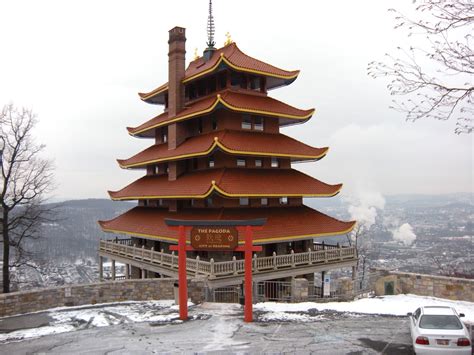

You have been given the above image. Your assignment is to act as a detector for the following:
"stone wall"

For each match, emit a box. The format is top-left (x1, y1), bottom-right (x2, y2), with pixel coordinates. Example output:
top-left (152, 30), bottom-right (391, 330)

top-left (374, 270), bottom-right (474, 302)
top-left (0, 278), bottom-right (206, 318)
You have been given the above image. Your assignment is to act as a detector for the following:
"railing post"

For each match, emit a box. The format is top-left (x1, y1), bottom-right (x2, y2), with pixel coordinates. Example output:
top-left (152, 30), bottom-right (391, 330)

top-left (232, 256), bottom-right (237, 275)
top-left (150, 246), bottom-right (154, 263)
top-left (195, 255), bottom-right (200, 276)
top-left (210, 258), bottom-right (215, 278)
top-left (339, 244), bottom-right (343, 260)
top-left (324, 249), bottom-right (328, 263)
top-left (161, 249), bottom-right (164, 265)
top-left (133, 244), bottom-right (136, 259)
top-left (273, 252), bottom-right (277, 270)
top-left (141, 245), bottom-right (145, 260)
top-left (253, 254), bottom-right (258, 272)
top-left (291, 249), bottom-right (295, 268)
top-left (171, 251), bottom-right (175, 268)
top-left (308, 248), bottom-right (313, 265)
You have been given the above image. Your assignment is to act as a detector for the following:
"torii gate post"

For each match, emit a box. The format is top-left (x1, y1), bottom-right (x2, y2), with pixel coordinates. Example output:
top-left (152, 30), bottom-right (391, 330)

top-left (166, 219), bottom-right (265, 323)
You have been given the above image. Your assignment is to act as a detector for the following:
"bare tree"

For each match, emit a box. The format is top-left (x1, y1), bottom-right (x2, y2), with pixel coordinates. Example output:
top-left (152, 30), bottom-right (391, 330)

top-left (347, 224), bottom-right (370, 289)
top-left (1, 103), bottom-right (55, 293)
top-left (368, 0), bottom-right (473, 134)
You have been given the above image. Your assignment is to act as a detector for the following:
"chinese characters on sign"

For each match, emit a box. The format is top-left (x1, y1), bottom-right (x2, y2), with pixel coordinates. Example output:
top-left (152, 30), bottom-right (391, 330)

top-left (190, 226), bottom-right (238, 250)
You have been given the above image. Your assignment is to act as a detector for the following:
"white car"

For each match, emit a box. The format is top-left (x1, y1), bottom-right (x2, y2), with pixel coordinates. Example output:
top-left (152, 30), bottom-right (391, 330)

top-left (408, 306), bottom-right (472, 354)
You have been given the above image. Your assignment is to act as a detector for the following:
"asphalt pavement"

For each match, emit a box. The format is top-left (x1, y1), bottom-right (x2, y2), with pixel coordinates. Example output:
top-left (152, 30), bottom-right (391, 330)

top-left (0, 303), bottom-right (414, 354)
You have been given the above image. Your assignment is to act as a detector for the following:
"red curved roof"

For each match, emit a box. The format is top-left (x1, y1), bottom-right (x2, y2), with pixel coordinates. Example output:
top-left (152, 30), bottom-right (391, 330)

top-left (99, 206), bottom-right (355, 244)
top-left (118, 130), bottom-right (328, 168)
top-left (108, 168), bottom-right (342, 200)
top-left (128, 90), bottom-right (314, 137)
top-left (139, 43), bottom-right (300, 103)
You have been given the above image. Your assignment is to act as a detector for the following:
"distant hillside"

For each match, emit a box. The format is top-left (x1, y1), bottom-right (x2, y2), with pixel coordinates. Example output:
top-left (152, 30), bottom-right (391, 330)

top-left (30, 194), bottom-right (472, 263)
top-left (33, 199), bottom-right (133, 262)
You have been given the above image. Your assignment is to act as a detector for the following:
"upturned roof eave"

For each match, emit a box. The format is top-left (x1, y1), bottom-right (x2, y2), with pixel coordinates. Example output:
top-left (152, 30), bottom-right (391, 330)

top-left (128, 91), bottom-right (315, 137)
top-left (138, 42), bottom-right (300, 104)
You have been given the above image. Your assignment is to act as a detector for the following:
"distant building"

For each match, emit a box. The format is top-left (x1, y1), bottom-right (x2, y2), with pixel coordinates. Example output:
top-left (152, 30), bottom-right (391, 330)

top-left (98, 6), bottom-right (356, 292)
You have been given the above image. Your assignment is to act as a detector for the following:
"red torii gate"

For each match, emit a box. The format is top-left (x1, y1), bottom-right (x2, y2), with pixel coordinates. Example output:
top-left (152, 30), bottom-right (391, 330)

top-left (165, 218), bottom-right (266, 323)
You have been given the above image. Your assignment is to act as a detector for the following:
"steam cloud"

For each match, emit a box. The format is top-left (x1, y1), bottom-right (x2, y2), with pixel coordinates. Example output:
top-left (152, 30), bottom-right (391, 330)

top-left (392, 223), bottom-right (417, 246)
top-left (346, 190), bottom-right (386, 230)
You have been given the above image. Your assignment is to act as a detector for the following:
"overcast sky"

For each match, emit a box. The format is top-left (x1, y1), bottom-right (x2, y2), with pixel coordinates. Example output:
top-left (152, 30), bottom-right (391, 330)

top-left (1, 0), bottom-right (472, 200)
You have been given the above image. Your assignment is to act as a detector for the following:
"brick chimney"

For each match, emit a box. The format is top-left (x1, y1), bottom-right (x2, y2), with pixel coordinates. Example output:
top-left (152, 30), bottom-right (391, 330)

top-left (168, 26), bottom-right (186, 118)
top-left (167, 27), bottom-right (186, 184)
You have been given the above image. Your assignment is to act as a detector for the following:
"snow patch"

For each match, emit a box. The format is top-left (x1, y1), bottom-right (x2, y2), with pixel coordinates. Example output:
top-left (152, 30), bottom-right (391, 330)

top-left (255, 294), bottom-right (474, 324)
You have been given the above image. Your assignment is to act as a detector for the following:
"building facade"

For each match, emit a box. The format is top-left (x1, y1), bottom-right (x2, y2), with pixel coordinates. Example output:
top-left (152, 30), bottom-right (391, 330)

top-left (98, 26), bottom-right (357, 290)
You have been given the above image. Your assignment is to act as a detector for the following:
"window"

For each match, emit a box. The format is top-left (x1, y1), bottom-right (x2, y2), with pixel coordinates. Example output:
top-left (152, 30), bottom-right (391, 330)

top-left (237, 158), bottom-right (246, 167)
top-left (240, 74), bottom-right (248, 89)
top-left (161, 128), bottom-right (168, 143)
top-left (261, 198), bottom-right (268, 206)
top-left (211, 114), bottom-right (217, 130)
top-left (279, 197), bottom-right (288, 205)
top-left (192, 158), bottom-right (198, 170)
top-left (271, 157), bottom-right (279, 168)
top-left (207, 75), bottom-right (216, 93)
top-left (188, 84), bottom-right (196, 100)
top-left (218, 71), bottom-right (227, 89)
top-left (206, 197), bottom-right (213, 207)
top-left (250, 75), bottom-right (260, 90)
top-left (143, 199), bottom-right (148, 207)
top-left (419, 315), bottom-right (463, 330)
top-left (255, 159), bottom-right (262, 167)
top-left (254, 117), bottom-right (264, 131)
top-left (231, 71), bottom-right (240, 87)
top-left (158, 199), bottom-right (163, 206)
top-left (241, 115), bottom-right (252, 130)
top-left (155, 165), bottom-right (159, 174)
top-left (197, 80), bottom-right (206, 96)
top-left (208, 156), bottom-right (215, 168)
top-left (239, 197), bottom-right (249, 206)
top-left (198, 118), bottom-right (203, 134)
top-left (190, 199), bottom-right (194, 207)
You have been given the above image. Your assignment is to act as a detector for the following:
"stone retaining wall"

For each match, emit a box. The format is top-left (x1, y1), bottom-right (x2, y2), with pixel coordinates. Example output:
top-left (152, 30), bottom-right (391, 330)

top-left (374, 270), bottom-right (474, 302)
top-left (0, 278), bottom-right (205, 318)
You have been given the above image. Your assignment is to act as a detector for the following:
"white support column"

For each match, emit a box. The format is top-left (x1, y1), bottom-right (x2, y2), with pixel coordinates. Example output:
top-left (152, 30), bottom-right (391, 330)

top-left (125, 264), bottom-right (130, 279)
top-left (111, 259), bottom-right (116, 281)
top-left (99, 256), bottom-right (104, 281)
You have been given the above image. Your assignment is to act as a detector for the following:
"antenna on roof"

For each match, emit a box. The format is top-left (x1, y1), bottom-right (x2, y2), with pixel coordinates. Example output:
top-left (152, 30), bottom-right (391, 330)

top-left (206, 0), bottom-right (215, 49)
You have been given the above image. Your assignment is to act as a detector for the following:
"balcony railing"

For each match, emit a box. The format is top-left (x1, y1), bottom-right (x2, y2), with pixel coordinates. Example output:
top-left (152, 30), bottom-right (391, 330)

top-left (99, 239), bottom-right (357, 279)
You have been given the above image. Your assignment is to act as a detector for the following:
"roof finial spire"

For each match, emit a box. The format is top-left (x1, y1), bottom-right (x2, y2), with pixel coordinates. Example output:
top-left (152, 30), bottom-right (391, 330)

top-left (206, 0), bottom-right (215, 48)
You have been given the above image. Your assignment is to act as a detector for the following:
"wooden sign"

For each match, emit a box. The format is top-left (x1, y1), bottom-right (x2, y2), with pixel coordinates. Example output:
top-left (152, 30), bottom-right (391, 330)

top-left (190, 226), bottom-right (238, 251)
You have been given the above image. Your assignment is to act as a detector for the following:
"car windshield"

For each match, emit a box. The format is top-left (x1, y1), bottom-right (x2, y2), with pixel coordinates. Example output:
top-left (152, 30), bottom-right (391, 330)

top-left (419, 315), bottom-right (463, 330)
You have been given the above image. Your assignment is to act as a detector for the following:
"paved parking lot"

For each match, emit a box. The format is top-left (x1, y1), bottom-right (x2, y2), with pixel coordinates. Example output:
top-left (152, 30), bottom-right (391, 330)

top-left (0, 303), bottom-right (415, 354)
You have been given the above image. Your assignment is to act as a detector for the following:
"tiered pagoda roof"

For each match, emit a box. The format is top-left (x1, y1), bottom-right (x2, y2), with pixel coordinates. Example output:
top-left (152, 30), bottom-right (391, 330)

top-left (108, 168), bottom-right (342, 200)
top-left (99, 27), bottom-right (355, 244)
top-left (99, 206), bottom-right (354, 244)
top-left (139, 43), bottom-right (299, 104)
top-left (128, 90), bottom-right (314, 137)
top-left (118, 130), bottom-right (328, 168)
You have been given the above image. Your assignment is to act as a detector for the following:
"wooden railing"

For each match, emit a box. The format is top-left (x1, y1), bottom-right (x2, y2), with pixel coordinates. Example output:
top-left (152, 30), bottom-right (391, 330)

top-left (99, 240), bottom-right (357, 279)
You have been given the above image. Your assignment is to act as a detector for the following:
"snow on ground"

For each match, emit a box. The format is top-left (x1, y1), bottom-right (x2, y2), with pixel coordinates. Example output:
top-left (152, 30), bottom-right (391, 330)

top-left (0, 300), bottom-right (182, 343)
top-left (1, 294), bottom-right (473, 344)
top-left (255, 294), bottom-right (474, 324)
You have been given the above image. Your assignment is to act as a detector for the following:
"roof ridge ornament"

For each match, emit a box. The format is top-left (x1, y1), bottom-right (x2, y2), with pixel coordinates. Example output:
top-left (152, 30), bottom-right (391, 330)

top-left (203, 0), bottom-right (216, 61)
top-left (224, 32), bottom-right (233, 46)
top-left (206, 0), bottom-right (215, 49)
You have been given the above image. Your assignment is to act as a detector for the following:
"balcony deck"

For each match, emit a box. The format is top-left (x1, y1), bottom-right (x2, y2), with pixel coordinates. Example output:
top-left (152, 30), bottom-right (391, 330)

top-left (99, 239), bottom-right (358, 286)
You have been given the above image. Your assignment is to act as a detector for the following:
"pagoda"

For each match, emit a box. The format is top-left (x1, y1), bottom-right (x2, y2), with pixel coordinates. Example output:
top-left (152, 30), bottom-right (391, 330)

top-left (98, 7), bottom-right (356, 289)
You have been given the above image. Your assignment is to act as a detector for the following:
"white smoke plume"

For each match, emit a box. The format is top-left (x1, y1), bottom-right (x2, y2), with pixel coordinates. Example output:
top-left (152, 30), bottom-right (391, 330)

top-left (346, 190), bottom-right (386, 230)
top-left (392, 223), bottom-right (417, 246)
